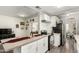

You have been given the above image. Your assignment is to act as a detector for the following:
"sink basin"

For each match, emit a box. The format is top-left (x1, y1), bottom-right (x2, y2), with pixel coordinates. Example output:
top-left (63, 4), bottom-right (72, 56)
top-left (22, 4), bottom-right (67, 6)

top-left (4, 37), bottom-right (30, 43)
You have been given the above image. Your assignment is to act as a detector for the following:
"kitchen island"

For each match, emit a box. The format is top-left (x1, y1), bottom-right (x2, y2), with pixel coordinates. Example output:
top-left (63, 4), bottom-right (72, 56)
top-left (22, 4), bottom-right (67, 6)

top-left (0, 35), bottom-right (48, 53)
top-left (74, 35), bottom-right (79, 52)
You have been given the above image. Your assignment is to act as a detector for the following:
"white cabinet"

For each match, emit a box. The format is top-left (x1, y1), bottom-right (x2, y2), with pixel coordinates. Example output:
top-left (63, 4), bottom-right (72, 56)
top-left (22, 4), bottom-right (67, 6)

top-left (21, 41), bottom-right (37, 53)
top-left (51, 16), bottom-right (57, 27)
top-left (37, 38), bottom-right (44, 53)
top-left (37, 36), bottom-right (48, 53)
top-left (13, 47), bottom-right (21, 53)
top-left (43, 36), bottom-right (48, 52)
top-left (77, 44), bottom-right (79, 52)
top-left (43, 14), bottom-right (50, 21)
top-left (21, 36), bottom-right (48, 53)
top-left (51, 16), bottom-right (61, 27)
top-left (53, 33), bottom-right (60, 47)
top-left (39, 13), bottom-right (51, 32)
top-left (40, 13), bottom-right (50, 22)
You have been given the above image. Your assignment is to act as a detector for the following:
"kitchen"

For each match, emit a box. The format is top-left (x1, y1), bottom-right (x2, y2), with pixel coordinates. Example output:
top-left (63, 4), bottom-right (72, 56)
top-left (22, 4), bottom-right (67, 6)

top-left (0, 6), bottom-right (79, 53)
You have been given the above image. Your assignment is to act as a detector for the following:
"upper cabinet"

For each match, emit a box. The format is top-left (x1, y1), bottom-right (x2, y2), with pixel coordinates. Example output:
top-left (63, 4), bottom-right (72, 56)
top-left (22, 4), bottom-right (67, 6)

top-left (40, 13), bottom-right (50, 23)
top-left (50, 16), bottom-right (61, 27)
top-left (43, 14), bottom-right (50, 21)
top-left (50, 16), bottom-right (57, 27)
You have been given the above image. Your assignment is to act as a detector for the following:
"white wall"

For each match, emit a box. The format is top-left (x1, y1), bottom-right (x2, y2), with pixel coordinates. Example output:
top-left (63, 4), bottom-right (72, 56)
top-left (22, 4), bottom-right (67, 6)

top-left (59, 12), bottom-right (79, 43)
top-left (0, 15), bottom-right (30, 37)
top-left (60, 12), bottom-right (79, 34)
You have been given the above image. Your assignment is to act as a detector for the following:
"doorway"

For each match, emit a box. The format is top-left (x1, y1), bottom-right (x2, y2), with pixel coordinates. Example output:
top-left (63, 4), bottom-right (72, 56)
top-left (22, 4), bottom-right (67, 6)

top-left (65, 17), bottom-right (77, 52)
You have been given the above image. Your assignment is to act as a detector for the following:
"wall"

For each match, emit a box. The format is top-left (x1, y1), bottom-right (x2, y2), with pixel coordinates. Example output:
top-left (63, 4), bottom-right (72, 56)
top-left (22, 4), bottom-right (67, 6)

top-left (26, 15), bottom-right (39, 35)
top-left (60, 12), bottom-right (79, 35)
top-left (0, 15), bottom-right (30, 37)
top-left (59, 12), bottom-right (79, 44)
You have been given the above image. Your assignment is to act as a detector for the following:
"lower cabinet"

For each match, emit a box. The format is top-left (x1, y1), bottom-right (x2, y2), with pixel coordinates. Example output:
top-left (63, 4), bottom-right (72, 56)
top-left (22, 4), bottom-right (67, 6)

top-left (77, 44), bottom-right (79, 52)
top-left (37, 38), bottom-right (45, 53)
top-left (21, 36), bottom-right (48, 53)
top-left (21, 41), bottom-right (37, 53)
top-left (13, 47), bottom-right (21, 53)
top-left (44, 36), bottom-right (48, 52)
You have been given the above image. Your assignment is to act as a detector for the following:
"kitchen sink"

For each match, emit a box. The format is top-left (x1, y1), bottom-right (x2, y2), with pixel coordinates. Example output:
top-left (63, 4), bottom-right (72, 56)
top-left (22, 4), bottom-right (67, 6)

top-left (4, 37), bottom-right (30, 43)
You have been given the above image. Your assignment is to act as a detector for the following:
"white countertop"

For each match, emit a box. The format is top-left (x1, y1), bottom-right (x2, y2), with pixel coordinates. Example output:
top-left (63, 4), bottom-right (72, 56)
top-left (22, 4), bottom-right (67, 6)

top-left (1, 35), bottom-right (48, 52)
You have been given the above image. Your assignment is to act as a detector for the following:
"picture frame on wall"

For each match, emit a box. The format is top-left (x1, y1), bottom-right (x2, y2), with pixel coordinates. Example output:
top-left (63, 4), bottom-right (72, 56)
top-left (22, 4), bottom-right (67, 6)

top-left (16, 24), bottom-right (19, 28)
top-left (20, 22), bottom-right (25, 25)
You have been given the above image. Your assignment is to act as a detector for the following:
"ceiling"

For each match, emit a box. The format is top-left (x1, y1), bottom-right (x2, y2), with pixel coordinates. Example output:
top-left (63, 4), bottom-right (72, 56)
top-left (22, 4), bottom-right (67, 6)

top-left (0, 6), bottom-right (79, 18)
top-left (0, 6), bottom-right (38, 18)
top-left (29, 6), bottom-right (79, 16)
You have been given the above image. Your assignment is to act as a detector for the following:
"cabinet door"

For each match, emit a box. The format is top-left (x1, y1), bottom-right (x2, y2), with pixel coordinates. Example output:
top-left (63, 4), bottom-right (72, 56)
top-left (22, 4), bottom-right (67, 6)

top-left (43, 37), bottom-right (48, 52)
top-left (37, 38), bottom-right (44, 53)
top-left (44, 14), bottom-right (50, 21)
top-left (21, 41), bottom-right (37, 53)
top-left (51, 16), bottom-right (56, 27)
top-left (13, 47), bottom-right (21, 53)
top-left (77, 44), bottom-right (79, 52)
top-left (37, 37), bottom-right (48, 53)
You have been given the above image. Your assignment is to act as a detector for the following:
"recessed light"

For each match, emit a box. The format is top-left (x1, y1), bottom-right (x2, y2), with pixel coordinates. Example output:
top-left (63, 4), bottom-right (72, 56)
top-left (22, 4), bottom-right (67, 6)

top-left (66, 13), bottom-right (74, 16)
top-left (18, 14), bottom-right (27, 17)
top-left (35, 6), bottom-right (41, 9)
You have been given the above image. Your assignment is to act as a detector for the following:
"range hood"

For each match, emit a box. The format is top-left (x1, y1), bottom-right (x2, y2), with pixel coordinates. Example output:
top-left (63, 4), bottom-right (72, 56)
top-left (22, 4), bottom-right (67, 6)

top-left (41, 20), bottom-right (51, 23)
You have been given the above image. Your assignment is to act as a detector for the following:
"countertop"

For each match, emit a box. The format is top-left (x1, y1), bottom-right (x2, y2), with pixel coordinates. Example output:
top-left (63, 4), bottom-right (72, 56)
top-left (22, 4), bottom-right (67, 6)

top-left (0, 35), bottom-right (48, 52)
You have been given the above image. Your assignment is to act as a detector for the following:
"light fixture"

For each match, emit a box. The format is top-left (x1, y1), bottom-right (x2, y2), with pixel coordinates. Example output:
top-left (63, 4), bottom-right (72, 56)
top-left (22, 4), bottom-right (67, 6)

top-left (35, 6), bottom-right (41, 9)
top-left (66, 13), bottom-right (74, 16)
top-left (66, 13), bottom-right (70, 16)
top-left (18, 14), bottom-right (27, 17)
